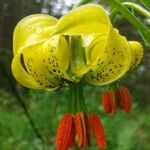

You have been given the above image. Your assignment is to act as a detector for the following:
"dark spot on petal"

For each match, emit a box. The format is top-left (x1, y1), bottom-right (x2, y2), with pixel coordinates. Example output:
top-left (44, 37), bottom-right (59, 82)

top-left (20, 53), bottom-right (28, 73)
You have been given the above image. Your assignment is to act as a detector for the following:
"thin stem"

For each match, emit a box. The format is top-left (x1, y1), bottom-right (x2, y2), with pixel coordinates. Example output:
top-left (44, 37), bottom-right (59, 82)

top-left (68, 82), bottom-right (87, 113)
top-left (102, 0), bottom-right (150, 46)
top-left (123, 2), bottom-right (150, 19)
top-left (110, 8), bottom-right (118, 22)
top-left (103, 0), bottom-right (148, 31)
top-left (69, 82), bottom-right (76, 113)
top-left (111, 2), bottom-right (150, 19)
top-left (74, 84), bottom-right (77, 112)
top-left (79, 82), bottom-right (87, 112)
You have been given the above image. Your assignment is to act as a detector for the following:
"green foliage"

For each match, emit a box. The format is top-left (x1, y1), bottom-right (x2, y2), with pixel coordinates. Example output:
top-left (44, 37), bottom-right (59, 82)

top-left (140, 0), bottom-right (150, 10)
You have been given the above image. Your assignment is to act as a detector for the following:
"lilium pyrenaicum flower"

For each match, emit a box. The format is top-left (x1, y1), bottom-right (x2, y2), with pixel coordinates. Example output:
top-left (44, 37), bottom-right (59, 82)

top-left (11, 4), bottom-right (144, 150)
top-left (12, 4), bottom-right (143, 89)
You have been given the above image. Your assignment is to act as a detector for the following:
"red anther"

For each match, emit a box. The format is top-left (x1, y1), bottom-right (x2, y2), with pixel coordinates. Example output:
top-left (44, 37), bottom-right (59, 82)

top-left (90, 114), bottom-right (107, 149)
top-left (74, 113), bottom-right (83, 147)
top-left (110, 91), bottom-right (116, 114)
top-left (81, 112), bottom-right (91, 147)
top-left (74, 112), bottom-right (91, 148)
top-left (102, 91), bottom-right (111, 113)
top-left (119, 86), bottom-right (132, 112)
top-left (84, 112), bottom-right (91, 146)
top-left (56, 113), bottom-right (75, 150)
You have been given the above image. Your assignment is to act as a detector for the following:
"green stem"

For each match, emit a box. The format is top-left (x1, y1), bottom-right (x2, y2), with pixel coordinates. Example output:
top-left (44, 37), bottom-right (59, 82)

top-left (110, 2), bottom-right (150, 20)
top-left (69, 82), bottom-right (75, 113)
top-left (103, 0), bottom-right (148, 31)
top-left (79, 82), bottom-right (87, 112)
top-left (68, 82), bottom-right (87, 113)
top-left (102, 0), bottom-right (150, 46)
top-left (123, 2), bottom-right (150, 19)
top-left (110, 9), bottom-right (118, 22)
top-left (76, 83), bottom-right (82, 112)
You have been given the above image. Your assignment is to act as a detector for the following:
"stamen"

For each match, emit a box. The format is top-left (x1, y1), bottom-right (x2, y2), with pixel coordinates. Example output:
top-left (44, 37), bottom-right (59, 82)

top-left (90, 114), bottom-right (107, 149)
top-left (56, 113), bottom-right (75, 150)
top-left (102, 91), bottom-right (111, 113)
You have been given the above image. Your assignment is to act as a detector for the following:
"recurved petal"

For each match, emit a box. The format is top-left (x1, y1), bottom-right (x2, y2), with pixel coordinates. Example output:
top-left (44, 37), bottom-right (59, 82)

top-left (41, 35), bottom-right (70, 80)
top-left (14, 41), bottom-right (64, 90)
top-left (52, 4), bottom-right (111, 36)
top-left (129, 41), bottom-right (144, 69)
top-left (11, 53), bottom-right (43, 89)
top-left (13, 14), bottom-right (58, 55)
top-left (84, 28), bottom-right (132, 86)
top-left (85, 32), bottom-right (109, 67)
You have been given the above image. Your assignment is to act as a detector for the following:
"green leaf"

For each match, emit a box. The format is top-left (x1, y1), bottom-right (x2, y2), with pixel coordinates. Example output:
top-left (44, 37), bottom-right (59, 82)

top-left (139, 28), bottom-right (150, 47)
top-left (102, 0), bottom-right (150, 47)
top-left (140, 0), bottom-right (150, 10)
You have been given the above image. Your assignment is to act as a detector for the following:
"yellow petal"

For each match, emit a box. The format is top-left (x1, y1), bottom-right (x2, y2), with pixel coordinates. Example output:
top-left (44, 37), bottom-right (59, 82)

top-left (52, 4), bottom-right (111, 36)
top-left (85, 33), bottom-right (108, 66)
top-left (19, 41), bottom-right (65, 89)
top-left (84, 28), bottom-right (132, 86)
top-left (129, 41), bottom-right (144, 69)
top-left (11, 53), bottom-right (43, 89)
top-left (14, 34), bottom-right (71, 89)
top-left (50, 4), bottom-right (111, 81)
top-left (13, 14), bottom-right (57, 55)
top-left (41, 35), bottom-right (71, 80)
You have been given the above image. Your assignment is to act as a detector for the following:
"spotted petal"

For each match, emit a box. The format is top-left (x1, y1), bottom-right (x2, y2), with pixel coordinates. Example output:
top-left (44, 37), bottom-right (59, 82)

top-left (11, 53), bottom-right (43, 89)
top-left (51, 4), bottom-right (111, 80)
top-left (12, 35), bottom-right (70, 90)
top-left (84, 28), bottom-right (132, 86)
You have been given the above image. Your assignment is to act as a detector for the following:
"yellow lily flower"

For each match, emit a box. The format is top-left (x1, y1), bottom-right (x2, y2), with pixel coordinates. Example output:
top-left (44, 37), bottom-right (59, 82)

top-left (12, 4), bottom-right (143, 90)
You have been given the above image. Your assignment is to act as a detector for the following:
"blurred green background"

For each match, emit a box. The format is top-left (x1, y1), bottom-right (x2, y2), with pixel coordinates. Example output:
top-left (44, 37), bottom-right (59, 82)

top-left (0, 0), bottom-right (150, 149)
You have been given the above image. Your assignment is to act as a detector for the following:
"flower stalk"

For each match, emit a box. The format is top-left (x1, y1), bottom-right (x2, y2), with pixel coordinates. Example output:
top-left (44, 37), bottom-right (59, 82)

top-left (122, 2), bottom-right (150, 19)
top-left (102, 0), bottom-right (150, 46)
top-left (68, 82), bottom-right (86, 113)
